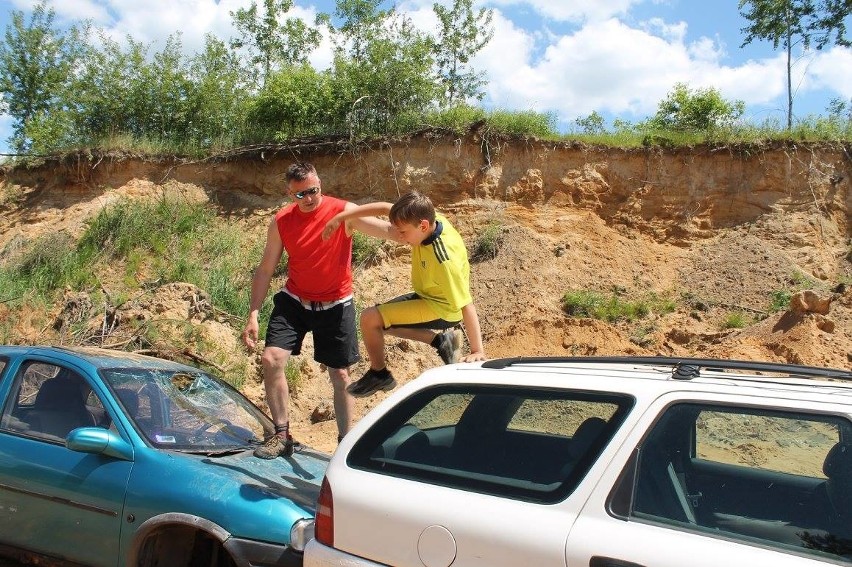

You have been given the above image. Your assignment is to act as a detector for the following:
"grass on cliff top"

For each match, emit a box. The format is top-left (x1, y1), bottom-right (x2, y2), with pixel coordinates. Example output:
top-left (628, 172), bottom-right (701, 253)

top-left (15, 106), bottom-right (851, 163)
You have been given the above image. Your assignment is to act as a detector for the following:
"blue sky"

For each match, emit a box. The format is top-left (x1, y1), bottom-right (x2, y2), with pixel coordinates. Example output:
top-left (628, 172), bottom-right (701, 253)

top-left (0, 0), bottom-right (850, 152)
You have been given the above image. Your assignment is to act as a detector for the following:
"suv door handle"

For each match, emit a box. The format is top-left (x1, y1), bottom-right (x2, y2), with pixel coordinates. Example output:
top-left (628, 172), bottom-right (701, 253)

top-left (590, 557), bottom-right (646, 567)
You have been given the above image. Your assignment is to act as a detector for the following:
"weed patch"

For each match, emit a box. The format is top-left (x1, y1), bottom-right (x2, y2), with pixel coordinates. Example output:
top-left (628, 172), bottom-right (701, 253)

top-left (470, 221), bottom-right (504, 262)
top-left (562, 289), bottom-right (675, 323)
top-left (722, 311), bottom-right (748, 329)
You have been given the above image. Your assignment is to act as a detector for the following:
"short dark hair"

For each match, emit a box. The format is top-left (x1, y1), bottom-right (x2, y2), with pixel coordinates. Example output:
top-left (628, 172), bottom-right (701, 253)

top-left (389, 191), bottom-right (435, 225)
top-left (285, 162), bottom-right (317, 183)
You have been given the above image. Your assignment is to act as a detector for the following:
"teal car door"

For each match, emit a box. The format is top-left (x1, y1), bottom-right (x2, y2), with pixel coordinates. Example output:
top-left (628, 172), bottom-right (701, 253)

top-left (0, 358), bottom-right (134, 567)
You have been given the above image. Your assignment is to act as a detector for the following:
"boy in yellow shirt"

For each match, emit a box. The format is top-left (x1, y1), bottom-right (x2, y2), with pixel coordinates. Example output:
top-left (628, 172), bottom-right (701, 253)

top-left (322, 190), bottom-right (486, 397)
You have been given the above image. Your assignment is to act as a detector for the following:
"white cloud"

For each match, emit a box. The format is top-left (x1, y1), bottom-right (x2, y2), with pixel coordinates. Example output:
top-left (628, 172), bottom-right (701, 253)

top-left (806, 47), bottom-right (852, 98)
top-left (27, 0), bottom-right (324, 56)
top-left (474, 14), bottom-right (794, 128)
top-left (94, 0), bottom-right (247, 52)
top-left (640, 17), bottom-right (686, 43)
top-left (4, 0), bottom-right (110, 26)
top-left (51, 0), bottom-right (111, 23)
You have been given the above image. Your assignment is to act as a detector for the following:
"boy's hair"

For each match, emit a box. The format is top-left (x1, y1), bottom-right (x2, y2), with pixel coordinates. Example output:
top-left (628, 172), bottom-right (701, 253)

top-left (285, 162), bottom-right (317, 183)
top-left (389, 191), bottom-right (436, 226)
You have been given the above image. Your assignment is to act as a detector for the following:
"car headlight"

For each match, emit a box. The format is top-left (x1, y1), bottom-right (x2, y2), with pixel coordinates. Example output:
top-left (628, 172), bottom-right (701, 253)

top-left (290, 518), bottom-right (315, 551)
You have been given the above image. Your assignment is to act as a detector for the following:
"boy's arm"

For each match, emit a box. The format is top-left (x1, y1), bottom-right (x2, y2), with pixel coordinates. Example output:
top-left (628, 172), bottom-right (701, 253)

top-left (460, 302), bottom-right (486, 362)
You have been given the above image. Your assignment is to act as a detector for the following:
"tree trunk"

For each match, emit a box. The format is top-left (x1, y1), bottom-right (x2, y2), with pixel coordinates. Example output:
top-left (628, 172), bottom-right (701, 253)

top-left (786, 28), bottom-right (793, 130)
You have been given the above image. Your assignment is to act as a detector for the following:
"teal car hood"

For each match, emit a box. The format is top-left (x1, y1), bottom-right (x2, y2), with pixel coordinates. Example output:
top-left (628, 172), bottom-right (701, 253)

top-left (126, 445), bottom-right (330, 543)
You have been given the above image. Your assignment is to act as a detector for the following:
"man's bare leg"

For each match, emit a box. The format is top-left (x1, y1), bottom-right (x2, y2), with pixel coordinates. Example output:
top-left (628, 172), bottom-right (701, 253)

top-left (327, 366), bottom-right (354, 440)
top-left (254, 345), bottom-right (295, 458)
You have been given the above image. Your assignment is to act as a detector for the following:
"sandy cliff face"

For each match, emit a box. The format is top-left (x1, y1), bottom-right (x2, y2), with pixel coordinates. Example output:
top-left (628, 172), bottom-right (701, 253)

top-left (1, 133), bottom-right (850, 452)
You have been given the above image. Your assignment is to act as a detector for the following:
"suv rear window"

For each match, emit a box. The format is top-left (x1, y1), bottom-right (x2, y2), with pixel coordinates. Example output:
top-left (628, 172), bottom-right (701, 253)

top-left (348, 385), bottom-right (634, 503)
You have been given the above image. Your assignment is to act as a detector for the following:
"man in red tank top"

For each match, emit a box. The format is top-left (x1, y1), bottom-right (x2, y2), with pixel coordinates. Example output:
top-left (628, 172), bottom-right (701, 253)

top-left (242, 162), bottom-right (393, 458)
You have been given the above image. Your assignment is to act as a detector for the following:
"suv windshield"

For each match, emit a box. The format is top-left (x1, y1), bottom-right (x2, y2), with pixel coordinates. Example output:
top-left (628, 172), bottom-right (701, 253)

top-left (102, 368), bottom-right (270, 452)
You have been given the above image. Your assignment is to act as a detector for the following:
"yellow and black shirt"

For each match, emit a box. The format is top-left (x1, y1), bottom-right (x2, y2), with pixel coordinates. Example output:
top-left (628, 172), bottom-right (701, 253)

top-left (410, 214), bottom-right (472, 321)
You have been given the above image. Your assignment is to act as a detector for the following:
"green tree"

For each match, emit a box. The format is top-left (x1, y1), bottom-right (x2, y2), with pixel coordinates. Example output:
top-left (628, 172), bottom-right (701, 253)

top-left (74, 33), bottom-right (148, 142)
top-left (78, 32), bottom-right (248, 149)
top-left (326, 0), bottom-right (392, 59)
top-left (323, 0), bottom-right (438, 137)
top-left (187, 35), bottom-right (250, 147)
top-left (649, 82), bottom-right (745, 132)
top-left (0, 0), bottom-right (88, 152)
top-left (245, 65), bottom-right (332, 140)
top-left (329, 23), bottom-right (437, 137)
top-left (146, 34), bottom-right (194, 141)
top-left (575, 111), bottom-right (606, 135)
top-left (432, 0), bottom-right (494, 106)
top-left (75, 34), bottom-right (194, 145)
top-left (230, 0), bottom-right (321, 89)
top-left (813, 0), bottom-right (851, 47)
top-left (739, 0), bottom-right (850, 129)
top-left (827, 96), bottom-right (852, 121)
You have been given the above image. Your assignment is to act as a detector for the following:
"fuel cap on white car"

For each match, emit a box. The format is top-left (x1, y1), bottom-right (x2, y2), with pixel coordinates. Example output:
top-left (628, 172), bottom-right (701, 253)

top-left (418, 524), bottom-right (457, 567)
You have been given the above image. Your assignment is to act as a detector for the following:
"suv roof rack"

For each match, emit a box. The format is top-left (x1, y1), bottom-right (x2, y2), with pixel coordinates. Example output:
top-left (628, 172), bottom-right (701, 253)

top-left (480, 356), bottom-right (852, 381)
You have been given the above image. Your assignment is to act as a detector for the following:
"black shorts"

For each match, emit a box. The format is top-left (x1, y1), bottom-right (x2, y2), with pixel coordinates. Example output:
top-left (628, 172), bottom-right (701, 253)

top-left (264, 291), bottom-right (361, 369)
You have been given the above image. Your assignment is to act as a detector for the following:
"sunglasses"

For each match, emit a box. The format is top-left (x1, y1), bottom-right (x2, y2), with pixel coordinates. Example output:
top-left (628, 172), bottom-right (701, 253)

top-left (294, 187), bottom-right (320, 199)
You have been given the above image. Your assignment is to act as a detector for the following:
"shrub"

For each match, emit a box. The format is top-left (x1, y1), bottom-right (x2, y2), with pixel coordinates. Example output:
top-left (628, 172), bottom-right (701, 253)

top-left (285, 359), bottom-right (302, 393)
top-left (470, 221), bottom-right (504, 262)
top-left (79, 197), bottom-right (213, 258)
top-left (790, 270), bottom-right (815, 288)
top-left (419, 105), bottom-right (487, 133)
top-left (485, 109), bottom-right (558, 138)
top-left (648, 82), bottom-right (745, 132)
top-left (769, 289), bottom-right (791, 313)
top-left (352, 232), bottom-right (384, 269)
top-left (562, 290), bottom-right (675, 323)
top-left (2, 232), bottom-right (93, 295)
top-left (722, 311), bottom-right (748, 329)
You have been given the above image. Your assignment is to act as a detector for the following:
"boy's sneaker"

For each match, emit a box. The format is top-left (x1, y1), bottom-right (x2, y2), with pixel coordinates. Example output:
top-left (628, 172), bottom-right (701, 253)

top-left (254, 434), bottom-right (295, 459)
top-left (347, 368), bottom-right (397, 398)
top-left (436, 328), bottom-right (463, 364)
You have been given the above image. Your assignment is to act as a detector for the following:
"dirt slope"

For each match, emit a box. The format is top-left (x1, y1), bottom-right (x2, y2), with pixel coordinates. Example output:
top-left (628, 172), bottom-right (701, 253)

top-left (1, 134), bottom-right (851, 452)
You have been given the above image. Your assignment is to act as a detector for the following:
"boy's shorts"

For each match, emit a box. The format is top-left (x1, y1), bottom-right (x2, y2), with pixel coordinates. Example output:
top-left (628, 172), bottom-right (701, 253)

top-left (264, 291), bottom-right (360, 369)
top-left (376, 292), bottom-right (461, 330)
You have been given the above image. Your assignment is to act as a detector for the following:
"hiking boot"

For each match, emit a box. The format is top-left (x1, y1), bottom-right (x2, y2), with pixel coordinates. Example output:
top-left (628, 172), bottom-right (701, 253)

top-left (436, 328), bottom-right (463, 364)
top-left (254, 434), bottom-right (295, 459)
top-left (347, 368), bottom-right (397, 398)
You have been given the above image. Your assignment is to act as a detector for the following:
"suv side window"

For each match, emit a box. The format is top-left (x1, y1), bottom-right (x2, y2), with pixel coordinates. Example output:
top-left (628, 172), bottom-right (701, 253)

top-left (348, 385), bottom-right (633, 503)
top-left (0, 361), bottom-right (105, 441)
top-left (623, 403), bottom-right (852, 562)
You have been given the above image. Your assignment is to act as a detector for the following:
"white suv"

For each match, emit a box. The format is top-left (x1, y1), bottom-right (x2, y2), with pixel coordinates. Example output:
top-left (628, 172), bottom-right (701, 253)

top-left (306, 356), bottom-right (852, 567)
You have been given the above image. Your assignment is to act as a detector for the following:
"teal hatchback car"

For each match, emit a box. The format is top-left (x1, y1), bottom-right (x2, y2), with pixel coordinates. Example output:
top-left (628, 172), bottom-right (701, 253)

top-left (0, 345), bottom-right (328, 567)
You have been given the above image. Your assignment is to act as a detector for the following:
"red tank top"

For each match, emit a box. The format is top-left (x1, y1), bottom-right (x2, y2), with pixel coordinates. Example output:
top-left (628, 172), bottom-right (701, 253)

top-left (275, 196), bottom-right (353, 301)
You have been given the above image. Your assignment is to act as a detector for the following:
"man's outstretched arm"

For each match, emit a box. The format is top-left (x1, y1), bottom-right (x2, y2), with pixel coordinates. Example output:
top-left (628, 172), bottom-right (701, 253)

top-left (323, 201), bottom-right (403, 243)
